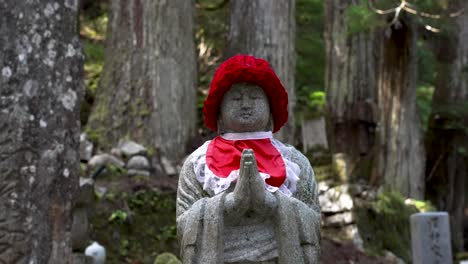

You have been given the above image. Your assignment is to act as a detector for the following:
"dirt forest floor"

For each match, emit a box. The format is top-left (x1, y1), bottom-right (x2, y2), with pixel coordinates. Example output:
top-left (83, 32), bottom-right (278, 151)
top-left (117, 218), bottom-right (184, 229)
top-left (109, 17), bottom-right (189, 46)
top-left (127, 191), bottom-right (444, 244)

top-left (88, 174), bottom-right (395, 263)
top-left (320, 238), bottom-right (391, 264)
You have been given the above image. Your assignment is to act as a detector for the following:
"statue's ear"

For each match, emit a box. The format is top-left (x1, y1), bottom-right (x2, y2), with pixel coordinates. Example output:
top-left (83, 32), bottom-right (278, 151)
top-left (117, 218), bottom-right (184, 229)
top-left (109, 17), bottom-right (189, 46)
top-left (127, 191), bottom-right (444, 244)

top-left (217, 117), bottom-right (225, 134)
top-left (267, 114), bottom-right (274, 131)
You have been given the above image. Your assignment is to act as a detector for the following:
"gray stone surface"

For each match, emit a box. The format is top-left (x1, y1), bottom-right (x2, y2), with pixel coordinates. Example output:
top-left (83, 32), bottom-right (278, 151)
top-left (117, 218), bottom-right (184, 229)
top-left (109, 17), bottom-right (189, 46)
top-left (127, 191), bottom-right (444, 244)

top-left (72, 208), bottom-right (89, 251)
top-left (118, 140), bottom-right (147, 157)
top-left (110, 147), bottom-right (123, 158)
top-left (95, 186), bottom-right (108, 199)
top-left (84, 242), bottom-right (106, 264)
top-left (176, 85), bottom-right (321, 263)
top-left (127, 155), bottom-right (150, 170)
top-left (72, 253), bottom-right (93, 264)
top-left (161, 156), bottom-right (177, 176)
top-left (80, 133), bottom-right (94, 161)
top-left (128, 169), bottom-right (151, 177)
top-left (410, 212), bottom-right (453, 264)
top-left (76, 177), bottom-right (95, 207)
top-left (319, 184), bottom-right (354, 213)
top-left (322, 211), bottom-right (354, 227)
top-left (0, 1), bottom-right (83, 261)
top-left (88, 153), bottom-right (125, 168)
top-left (301, 117), bottom-right (328, 152)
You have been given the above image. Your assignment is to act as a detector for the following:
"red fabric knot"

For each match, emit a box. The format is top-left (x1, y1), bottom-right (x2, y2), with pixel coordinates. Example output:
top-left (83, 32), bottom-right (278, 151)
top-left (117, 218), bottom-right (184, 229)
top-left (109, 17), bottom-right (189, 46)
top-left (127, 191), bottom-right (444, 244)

top-left (206, 136), bottom-right (286, 188)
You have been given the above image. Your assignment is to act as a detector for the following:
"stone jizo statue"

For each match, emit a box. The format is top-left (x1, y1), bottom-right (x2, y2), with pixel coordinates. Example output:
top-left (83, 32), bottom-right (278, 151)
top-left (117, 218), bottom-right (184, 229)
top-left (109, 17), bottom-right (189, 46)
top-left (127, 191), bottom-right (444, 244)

top-left (177, 55), bottom-right (321, 264)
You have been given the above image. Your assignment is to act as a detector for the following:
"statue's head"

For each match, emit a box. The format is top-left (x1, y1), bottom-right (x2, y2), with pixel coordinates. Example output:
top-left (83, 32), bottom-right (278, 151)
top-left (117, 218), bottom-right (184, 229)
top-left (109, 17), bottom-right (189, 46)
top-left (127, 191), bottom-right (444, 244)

top-left (203, 55), bottom-right (288, 134)
top-left (218, 83), bottom-right (271, 133)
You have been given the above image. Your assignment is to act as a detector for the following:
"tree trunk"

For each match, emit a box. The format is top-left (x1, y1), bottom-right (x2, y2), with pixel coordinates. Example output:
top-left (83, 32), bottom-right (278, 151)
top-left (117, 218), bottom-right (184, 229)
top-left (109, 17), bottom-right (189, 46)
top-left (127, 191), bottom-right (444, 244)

top-left (0, 1), bottom-right (83, 263)
top-left (425, 1), bottom-right (468, 251)
top-left (227, 0), bottom-right (296, 144)
top-left (324, 0), bottom-right (378, 182)
top-left (375, 16), bottom-right (425, 199)
top-left (88, 0), bottom-right (197, 162)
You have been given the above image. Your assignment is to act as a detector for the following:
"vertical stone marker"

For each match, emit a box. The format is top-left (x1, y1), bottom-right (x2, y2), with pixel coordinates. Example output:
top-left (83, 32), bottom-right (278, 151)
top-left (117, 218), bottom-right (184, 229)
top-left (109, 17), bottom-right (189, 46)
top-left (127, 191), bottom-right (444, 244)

top-left (410, 212), bottom-right (453, 264)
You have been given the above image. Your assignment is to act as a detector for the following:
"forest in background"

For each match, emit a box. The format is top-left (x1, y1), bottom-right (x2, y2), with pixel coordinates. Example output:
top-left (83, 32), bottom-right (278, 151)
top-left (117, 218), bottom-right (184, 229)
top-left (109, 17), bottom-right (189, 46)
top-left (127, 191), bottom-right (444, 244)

top-left (0, 0), bottom-right (467, 263)
top-left (77, 0), bottom-right (467, 262)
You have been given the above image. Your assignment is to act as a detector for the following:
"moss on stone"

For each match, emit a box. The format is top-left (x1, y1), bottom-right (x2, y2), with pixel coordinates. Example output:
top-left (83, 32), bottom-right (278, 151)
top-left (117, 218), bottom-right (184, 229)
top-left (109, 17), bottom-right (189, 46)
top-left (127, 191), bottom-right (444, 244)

top-left (355, 190), bottom-right (421, 262)
top-left (89, 188), bottom-right (179, 263)
top-left (154, 252), bottom-right (181, 264)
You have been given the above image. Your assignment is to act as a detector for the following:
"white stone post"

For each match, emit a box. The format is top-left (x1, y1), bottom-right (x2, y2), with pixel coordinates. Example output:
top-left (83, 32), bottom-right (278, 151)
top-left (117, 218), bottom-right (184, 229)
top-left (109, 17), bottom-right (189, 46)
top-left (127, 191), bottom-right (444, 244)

top-left (410, 212), bottom-right (453, 264)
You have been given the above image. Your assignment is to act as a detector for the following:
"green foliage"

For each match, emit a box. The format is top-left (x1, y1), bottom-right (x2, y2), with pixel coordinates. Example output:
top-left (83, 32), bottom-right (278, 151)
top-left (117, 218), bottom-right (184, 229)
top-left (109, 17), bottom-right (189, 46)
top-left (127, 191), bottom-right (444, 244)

top-left (80, 13), bottom-right (108, 41)
top-left (307, 91), bottom-right (326, 114)
top-left (195, 0), bottom-right (230, 131)
top-left (417, 40), bottom-right (437, 86)
top-left (156, 225), bottom-right (177, 242)
top-left (405, 198), bottom-right (436, 212)
top-left (296, 0), bottom-right (325, 114)
top-left (456, 252), bottom-right (468, 261)
top-left (416, 85), bottom-right (434, 131)
top-left (345, 3), bottom-right (382, 35)
top-left (431, 102), bottom-right (468, 129)
top-left (109, 210), bottom-right (128, 224)
top-left (411, 0), bottom-right (449, 13)
top-left (89, 189), bottom-right (179, 263)
top-left (80, 5), bottom-right (107, 126)
top-left (154, 252), bottom-right (182, 264)
top-left (355, 191), bottom-right (430, 262)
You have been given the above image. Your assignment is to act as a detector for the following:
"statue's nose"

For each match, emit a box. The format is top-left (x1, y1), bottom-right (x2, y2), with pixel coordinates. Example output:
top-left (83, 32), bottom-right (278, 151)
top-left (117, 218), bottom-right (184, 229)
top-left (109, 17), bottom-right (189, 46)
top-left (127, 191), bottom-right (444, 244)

top-left (240, 97), bottom-right (253, 109)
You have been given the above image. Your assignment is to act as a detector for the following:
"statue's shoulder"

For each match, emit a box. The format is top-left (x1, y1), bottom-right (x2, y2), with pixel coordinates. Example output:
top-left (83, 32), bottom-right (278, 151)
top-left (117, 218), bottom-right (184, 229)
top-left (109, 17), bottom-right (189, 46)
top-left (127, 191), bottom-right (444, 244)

top-left (181, 140), bottom-right (211, 170)
top-left (289, 147), bottom-right (312, 169)
top-left (272, 139), bottom-right (312, 170)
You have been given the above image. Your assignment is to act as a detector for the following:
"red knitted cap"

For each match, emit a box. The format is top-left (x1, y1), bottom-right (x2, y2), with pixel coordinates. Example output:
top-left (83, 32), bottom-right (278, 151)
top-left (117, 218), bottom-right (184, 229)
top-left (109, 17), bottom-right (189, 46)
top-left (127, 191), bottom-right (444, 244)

top-left (203, 55), bottom-right (289, 133)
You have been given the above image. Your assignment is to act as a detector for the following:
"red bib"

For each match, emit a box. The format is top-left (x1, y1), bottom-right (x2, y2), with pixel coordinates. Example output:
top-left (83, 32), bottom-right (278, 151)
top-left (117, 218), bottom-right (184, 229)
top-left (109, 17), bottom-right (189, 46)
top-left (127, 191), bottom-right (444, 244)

top-left (206, 136), bottom-right (286, 187)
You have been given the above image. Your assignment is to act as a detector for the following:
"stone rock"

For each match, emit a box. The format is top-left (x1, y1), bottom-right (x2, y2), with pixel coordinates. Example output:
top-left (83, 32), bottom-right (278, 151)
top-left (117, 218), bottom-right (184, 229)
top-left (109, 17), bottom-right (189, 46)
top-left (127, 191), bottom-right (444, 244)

top-left (88, 153), bottom-right (125, 168)
top-left (154, 252), bottom-right (182, 264)
top-left (318, 180), bottom-right (332, 193)
top-left (72, 253), bottom-right (93, 264)
top-left (322, 211), bottom-right (354, 227)
top-left (301, 116), bottom-right (328, 152)
top-left (383, 250), bottom-right (406, 264)
top-left (319, 184), bottom-right (354, 213)
top-left (128, 169), bottom-right (150, 177)
top-left (110, 147), bottom-right (123, 158)
top-left (344, 224), bottom-right (364, 250)
top-left (76, 177), bottom-right (95, 207)
top-left (79, 133), bottom-right (94, 161)
top-left (72, 208), bottom-right (89, 251)
top-left (95, 186), bottom-right (108, 199)
top-left (127, 155), bottom-right (150, 170)
top-left (118, 140), bottom-right (147, 157)
top-left (410, 212), bottom-right (453, 264)
top-left (161, 156), bottom-right (176, 175)
top-left (85, 242), bottom-right (106, 264)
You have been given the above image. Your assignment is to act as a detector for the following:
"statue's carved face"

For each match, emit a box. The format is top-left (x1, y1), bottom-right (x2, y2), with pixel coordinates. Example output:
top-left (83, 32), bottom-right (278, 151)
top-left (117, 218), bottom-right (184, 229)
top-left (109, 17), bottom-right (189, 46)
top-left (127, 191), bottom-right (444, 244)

top-left (219, 83), bottom-right (271, 133)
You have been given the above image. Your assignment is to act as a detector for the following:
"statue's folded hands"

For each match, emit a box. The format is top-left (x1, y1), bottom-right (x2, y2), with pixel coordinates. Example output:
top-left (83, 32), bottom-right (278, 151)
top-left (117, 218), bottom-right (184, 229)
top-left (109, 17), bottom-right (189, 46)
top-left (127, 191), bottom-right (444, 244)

top-left (224, 149), bottom-right (278, 221)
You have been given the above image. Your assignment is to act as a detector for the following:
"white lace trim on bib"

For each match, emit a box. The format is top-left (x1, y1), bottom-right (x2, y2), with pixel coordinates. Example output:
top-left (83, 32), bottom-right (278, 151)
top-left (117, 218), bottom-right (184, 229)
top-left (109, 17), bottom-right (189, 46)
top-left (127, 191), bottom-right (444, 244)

top-left (191, 132), bottom-right (300, 197)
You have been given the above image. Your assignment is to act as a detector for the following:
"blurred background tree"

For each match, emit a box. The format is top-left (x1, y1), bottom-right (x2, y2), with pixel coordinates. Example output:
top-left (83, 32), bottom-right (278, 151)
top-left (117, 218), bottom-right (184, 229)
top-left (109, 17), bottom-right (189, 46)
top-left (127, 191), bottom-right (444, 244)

top-left (77, 0), bottom-right (468, 261)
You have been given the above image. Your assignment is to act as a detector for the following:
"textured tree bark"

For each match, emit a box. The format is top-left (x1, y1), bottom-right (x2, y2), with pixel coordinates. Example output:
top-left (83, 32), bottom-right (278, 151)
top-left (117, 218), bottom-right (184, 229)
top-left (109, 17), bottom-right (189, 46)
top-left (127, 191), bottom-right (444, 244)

top-left (88, 0), bottom-right (197, 162)
top-left (425, 1), bottom-right (468, 251)
top-left (375, 16), bottom-right (425, 199)
top-left (226, 0), bottom-right (296, 144)
top-left (0, 1), bottom-right (83, 263)
top-left (324, 0), bottom-right (378, 182)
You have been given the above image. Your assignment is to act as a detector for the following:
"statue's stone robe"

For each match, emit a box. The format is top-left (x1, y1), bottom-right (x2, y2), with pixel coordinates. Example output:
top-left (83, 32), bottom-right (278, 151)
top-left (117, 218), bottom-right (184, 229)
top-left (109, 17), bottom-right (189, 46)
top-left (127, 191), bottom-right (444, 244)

top-left (176, 146), bottom-right (321, 264)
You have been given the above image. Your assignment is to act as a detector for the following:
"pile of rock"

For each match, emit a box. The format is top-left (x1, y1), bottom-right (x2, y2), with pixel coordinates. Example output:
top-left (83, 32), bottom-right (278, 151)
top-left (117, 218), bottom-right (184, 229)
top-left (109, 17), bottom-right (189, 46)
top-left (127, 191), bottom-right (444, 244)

top-left (79, 133), bottom-right (181, 179)
top-left (318, 181), bottom-right (379, 249)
